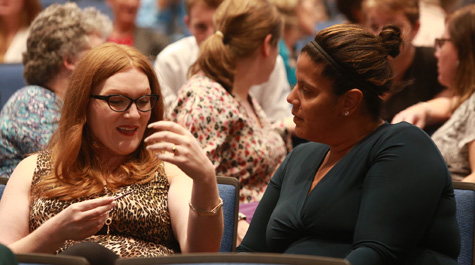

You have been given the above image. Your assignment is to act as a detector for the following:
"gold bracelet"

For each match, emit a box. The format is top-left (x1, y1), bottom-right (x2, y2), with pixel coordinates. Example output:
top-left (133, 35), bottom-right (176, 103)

top-left (189, 198), bottom-right (223, 216)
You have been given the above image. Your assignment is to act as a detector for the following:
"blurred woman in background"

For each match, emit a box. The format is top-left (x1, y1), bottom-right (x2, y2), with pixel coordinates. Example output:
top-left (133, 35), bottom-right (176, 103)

top-left (0, 0), bottom-right (42, 63)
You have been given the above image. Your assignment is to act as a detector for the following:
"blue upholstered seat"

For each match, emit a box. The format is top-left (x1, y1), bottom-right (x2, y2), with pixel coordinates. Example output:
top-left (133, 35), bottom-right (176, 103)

top-left (217, 176), bottom-right (239, 252)
top-left (0, 63), bottom-right (26, 111)
top-left (453, 181), bottom-right (475, 265)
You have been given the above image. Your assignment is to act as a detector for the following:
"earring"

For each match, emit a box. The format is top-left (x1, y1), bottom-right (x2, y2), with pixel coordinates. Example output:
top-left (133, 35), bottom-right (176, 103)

top-left (344, 111), bottom-right (349, 116)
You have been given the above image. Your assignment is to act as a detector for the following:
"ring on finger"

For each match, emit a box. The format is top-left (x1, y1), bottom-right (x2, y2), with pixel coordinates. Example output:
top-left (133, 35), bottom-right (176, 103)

top-left (172, 144), bottom-right (177, 155)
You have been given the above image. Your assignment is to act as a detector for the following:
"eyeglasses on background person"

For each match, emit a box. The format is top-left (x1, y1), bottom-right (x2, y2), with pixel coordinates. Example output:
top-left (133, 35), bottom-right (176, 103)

top-left (434, 38), bottom-right (452, 50)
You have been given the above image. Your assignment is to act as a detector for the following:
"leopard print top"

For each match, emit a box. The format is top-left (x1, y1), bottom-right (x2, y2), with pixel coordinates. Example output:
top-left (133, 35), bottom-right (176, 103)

top-left (29, 151), bottom-right (180, 257)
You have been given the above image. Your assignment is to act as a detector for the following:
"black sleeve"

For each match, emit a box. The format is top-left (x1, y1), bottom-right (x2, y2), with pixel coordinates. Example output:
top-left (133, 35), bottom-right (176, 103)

top-left (346, 126), bottom-right (452, 265)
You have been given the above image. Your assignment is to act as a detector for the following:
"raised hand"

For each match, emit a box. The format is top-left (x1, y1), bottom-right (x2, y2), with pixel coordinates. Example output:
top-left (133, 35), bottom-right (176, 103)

top-left (144, 120), bottom-right (215, 182)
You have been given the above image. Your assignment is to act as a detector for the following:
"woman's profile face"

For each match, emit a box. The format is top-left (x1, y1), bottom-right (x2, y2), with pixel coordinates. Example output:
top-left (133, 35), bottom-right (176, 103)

top-left (87, 67), bottom-right (152, 158)
top-left (435, 26), bottom-right (459, 89)
top-left (287, 52), bottom-right (340, 142)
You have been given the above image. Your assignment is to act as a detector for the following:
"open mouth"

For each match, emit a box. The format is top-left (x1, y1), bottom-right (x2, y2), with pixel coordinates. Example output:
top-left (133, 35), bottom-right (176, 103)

top-left (117, 126), bottom-right (138, 136)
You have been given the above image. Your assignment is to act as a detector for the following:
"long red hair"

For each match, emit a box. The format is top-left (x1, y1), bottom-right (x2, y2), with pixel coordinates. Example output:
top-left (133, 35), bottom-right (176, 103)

top-left (32, 43), bottom-right (164, 200)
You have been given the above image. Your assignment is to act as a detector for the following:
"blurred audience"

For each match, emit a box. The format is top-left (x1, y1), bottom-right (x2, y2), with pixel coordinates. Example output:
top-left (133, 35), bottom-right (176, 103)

top-left (413, 0), bottom-right (445, 47)
top-left (0, 0), bottom-right (42, 63)
top-left (270, 0), bottom-right (320, 88)
top-left (0, 43), bottom-right (222, 265)
top-left (335, 0), bottom-right (365, 24)
top-left (107, 0), bottom-right (169, 61)
top-left (0, 3), bottom-right (111, 185)
top-left (237, 23), bottom-right (460, 265)
top-left (395, 4), bottom-right (475, 182)
top-left (363, 0), bottom-right (448, 133)
top-left (155, 0), bottom-right (292, 122)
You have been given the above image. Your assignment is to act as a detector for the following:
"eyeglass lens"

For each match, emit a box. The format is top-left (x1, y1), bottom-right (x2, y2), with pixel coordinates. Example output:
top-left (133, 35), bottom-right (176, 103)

top-left (435, 38), bottom-right (450, 50)
top-left (108, 95), bottom-right (157, 112)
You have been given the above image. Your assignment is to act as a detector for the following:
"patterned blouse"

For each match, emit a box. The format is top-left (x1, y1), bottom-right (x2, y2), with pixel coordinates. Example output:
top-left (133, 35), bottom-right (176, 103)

top-left (169, 74), bottom-right (289, 203)
top-left (0, 86), bottom-right (62, 178)
top-left (30, 151), bottom-right (180, 257)
top-left (432, 92), bottom-right (475, 181)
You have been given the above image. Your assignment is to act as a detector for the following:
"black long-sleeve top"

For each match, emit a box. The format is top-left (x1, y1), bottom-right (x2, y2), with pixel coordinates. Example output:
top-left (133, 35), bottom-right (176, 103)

top-left (237, 122), bottom-right (460, 265)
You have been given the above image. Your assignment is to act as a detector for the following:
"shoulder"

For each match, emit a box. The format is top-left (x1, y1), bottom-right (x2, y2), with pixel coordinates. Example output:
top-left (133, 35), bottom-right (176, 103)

top-left (12, 85), bottom-right (56, 101)
top-left (9, 153), bottom-right (39, 184)
top-left (369, 122), bottom-right (446, 167)
top-left (175, 75), bottom-right (234, 109)
top-left (1, 86), bottom-right (60, 119)
top-left (159, 36), bottom-right (197, 55)
top-left (371, 122), bottom-right (433, 146)
top-left (1, 86), bottom-right (54, 112)
top-left (181, 75), bottom-right (227, 97)
top-left (155, 37), bottom-right (198, 68)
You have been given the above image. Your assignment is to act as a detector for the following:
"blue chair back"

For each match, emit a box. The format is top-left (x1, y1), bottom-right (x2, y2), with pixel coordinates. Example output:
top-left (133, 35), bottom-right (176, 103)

top-left (453, 181), bottom-right (475, 265)
top-left (0, 63), bottom-right (26, 110)
top-left (217, 176), bottom-right (239, 252)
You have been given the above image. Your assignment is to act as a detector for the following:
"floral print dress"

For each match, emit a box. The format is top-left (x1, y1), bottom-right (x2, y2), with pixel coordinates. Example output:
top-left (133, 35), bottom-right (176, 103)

top-left (169, 74), bottom-right (290, 203)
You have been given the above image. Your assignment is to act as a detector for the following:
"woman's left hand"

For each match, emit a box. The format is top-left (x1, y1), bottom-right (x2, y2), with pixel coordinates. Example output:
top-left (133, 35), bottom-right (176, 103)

top-left (144, 120), bottom-right (215, 182)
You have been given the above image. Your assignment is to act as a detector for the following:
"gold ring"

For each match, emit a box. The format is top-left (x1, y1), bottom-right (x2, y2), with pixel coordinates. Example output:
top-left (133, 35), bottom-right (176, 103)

top-left (172, 145), bottom-right (177, 154)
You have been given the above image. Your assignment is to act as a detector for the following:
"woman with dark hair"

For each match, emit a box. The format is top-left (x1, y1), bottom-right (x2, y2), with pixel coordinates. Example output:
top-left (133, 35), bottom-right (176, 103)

top-left (0, 43), bottom-right (223, 264)
top-left (237, 23), bottom-right (460, 265)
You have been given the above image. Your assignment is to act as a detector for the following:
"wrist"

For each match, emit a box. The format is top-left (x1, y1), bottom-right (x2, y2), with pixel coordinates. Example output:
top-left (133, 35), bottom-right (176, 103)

top-left (418, 101), bottom-right (431, 121)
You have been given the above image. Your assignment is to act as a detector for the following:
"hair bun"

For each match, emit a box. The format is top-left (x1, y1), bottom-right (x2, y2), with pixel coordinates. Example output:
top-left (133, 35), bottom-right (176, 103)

top-left (379, 25), bottom-right (402, 58)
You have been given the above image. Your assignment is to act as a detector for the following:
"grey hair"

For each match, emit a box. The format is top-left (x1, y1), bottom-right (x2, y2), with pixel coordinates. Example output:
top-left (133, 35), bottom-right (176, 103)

top-left (23, 2), bottom-right (112, 86)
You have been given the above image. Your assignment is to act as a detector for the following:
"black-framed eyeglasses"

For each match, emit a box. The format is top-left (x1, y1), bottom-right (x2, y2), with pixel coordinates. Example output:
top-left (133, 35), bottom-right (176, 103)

top-left (434, 38), bottom-right (452, 50)
top-left (90, 94), bottom-right (159, 112)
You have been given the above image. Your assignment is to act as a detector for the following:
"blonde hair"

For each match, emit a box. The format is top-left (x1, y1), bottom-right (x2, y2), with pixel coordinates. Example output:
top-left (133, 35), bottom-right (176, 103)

top-left (189, 0), bottom-right (282, 92)
top-left (32, 43), bottom-right (164, 200)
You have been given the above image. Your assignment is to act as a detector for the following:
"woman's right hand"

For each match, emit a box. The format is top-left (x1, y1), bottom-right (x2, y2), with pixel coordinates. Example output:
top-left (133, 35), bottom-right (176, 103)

top-left (46, 197), bottom-right (116, 242)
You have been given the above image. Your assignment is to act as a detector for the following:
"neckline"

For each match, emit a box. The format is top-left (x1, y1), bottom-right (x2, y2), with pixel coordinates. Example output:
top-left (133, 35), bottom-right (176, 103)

top-left (306, 121), bottom-right (389, 196)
